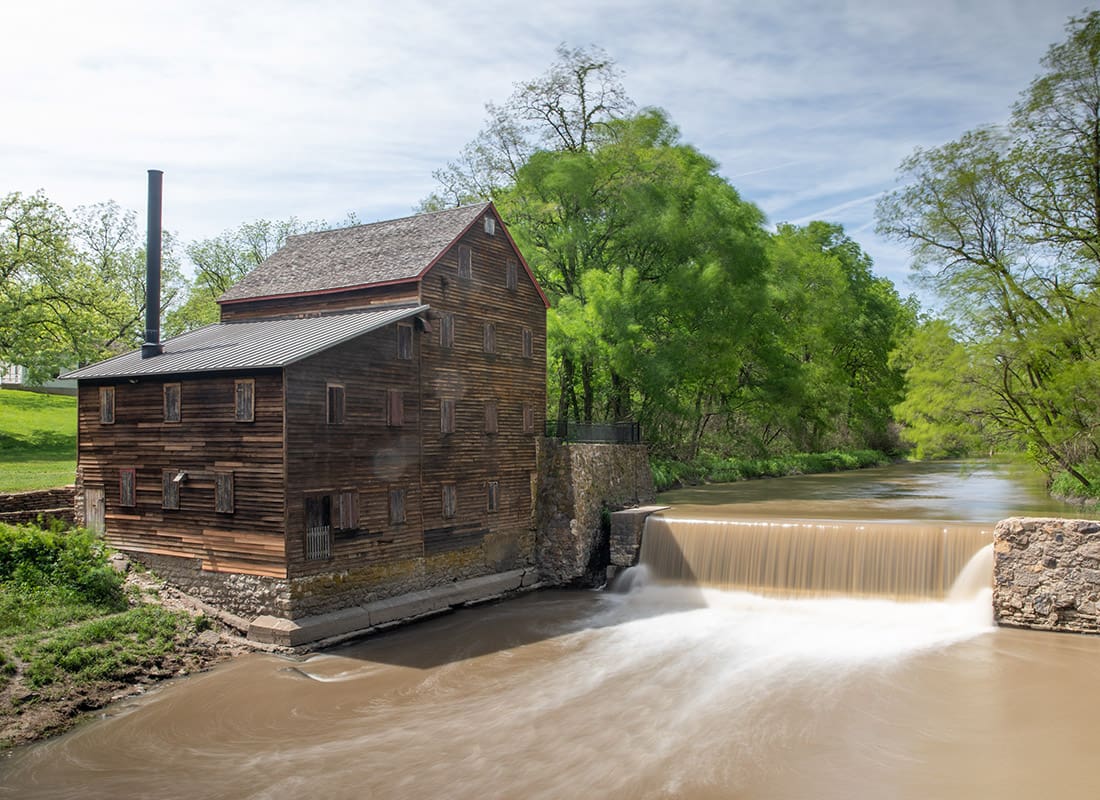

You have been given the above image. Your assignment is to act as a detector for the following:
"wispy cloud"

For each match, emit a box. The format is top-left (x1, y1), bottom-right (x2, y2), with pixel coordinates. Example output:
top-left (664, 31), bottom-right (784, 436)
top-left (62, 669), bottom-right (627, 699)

top-left (0, 0), bottom-right (1090, 292)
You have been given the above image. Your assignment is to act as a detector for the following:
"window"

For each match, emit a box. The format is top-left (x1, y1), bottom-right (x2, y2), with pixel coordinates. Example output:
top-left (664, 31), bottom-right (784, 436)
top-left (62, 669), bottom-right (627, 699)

top-left (484, 400), bottom-right (498, 435)
top-left (487, 480), bottom-right (499, 513)
top-left (458, 245), bottom-right (472, 280)
top-left (483, 322), bottom-right (496, 354)
top-left (235, 379), bottom-right (254, 422)
top-left (100, 386), bottom-right (115, 424)
top-left (162, 470), bottom-right (180, 510)
top-left (523, 402), bottom-right (535, 435)
top-left (387, 389), bottom-right (403, 427)
top-left (484, 215), bottom-right (496, 236)
top-left (440, 398), bottom-right (455, 434)
top-left (215, 472), bottom-right (234, 514)
top-left (389, 487), bottom-right (406, 525)
top-left (164, 383), bottom-right (181, 423)
top-left (119, 468), bottom-right (135, 507)
top-left (440, 312), bottom-right (455, 349)
top-left (506, 258), bottom-right (518, 292)
top-left (397, 323), bottom-right (413, 360)
top-left (522, 327), bottom-right (533, 359)
top-left (335, 490), bottom-right (359, 531)
top-left (441, 483), bottom-right (457, 519)
top-left (327, 383), bottom-right (345, 425)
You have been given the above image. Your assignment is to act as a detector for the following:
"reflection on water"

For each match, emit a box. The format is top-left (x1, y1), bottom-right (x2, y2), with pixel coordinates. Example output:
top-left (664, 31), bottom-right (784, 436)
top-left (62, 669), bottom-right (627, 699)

top-left (2, 460), bottom-right (1099, 798)
top-left (657, 459), bottom-right (1088, 523)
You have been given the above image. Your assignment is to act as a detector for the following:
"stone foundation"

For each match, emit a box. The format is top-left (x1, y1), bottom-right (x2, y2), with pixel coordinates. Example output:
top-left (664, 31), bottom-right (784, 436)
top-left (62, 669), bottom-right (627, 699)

top-left (994, 517), bottom-right (1100, 634)
top-left (536, 439), bottom-right (656, 585)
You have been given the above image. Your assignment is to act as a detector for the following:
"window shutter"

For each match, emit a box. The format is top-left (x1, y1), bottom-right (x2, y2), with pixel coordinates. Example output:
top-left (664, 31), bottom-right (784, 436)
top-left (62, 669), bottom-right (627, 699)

top-left (235, 380), bottom-right (254, 422)
top-left (215, 472), bottom-right (234, 514)
top-left (100, 386), bottom-right (115, 424)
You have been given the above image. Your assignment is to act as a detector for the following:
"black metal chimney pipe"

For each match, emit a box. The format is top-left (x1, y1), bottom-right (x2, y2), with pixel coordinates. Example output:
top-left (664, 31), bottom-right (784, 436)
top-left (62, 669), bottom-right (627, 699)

top-left (141, 169), bottom-right (164, 359)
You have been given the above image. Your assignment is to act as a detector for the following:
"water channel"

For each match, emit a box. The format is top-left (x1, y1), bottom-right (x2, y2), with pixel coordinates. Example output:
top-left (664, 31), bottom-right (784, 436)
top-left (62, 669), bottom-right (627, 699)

top-left (3, 460), bottom-right (1099, 799)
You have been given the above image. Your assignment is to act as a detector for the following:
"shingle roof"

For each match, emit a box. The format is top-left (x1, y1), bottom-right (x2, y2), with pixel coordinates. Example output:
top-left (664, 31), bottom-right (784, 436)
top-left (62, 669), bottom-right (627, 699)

top-left (218, 202), bottom-right (491, 304)
top-left (62, 305), bottom-right (428, 380)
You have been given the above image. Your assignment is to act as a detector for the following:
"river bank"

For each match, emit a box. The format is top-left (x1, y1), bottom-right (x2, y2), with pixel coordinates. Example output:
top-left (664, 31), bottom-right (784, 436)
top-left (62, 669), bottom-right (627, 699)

top-left (0, 530), bottom-right (251, 750)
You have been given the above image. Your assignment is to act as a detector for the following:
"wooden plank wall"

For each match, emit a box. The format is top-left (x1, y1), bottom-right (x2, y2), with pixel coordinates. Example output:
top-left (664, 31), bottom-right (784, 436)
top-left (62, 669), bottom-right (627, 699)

top-left (283, 332), bottom-right (424, 575)
top-left (417, 211), bottom-right (547, 560)
top-left (77, 371), bottom-right (287, 577)
top-left (218, 283), bottom-right (419, 322)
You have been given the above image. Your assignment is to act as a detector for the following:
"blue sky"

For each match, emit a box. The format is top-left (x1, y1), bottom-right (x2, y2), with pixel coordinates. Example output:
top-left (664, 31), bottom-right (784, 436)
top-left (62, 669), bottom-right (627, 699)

top-left (3, 0), bottom-right (1094, 295)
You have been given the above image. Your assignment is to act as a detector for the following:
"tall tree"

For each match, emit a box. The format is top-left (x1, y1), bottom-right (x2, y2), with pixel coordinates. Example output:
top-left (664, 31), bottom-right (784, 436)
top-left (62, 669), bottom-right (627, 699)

top-left (877, 12), bottom-right (1100, 484)
top-left (0, 192), bottom-right (183, 382)
top-left (422, 44), bottom-right (633, 209)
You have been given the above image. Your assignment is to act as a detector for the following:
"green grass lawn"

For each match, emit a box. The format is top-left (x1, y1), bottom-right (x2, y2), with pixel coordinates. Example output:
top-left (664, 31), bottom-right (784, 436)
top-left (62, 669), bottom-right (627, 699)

top-left (0, 390), bottom-right (77, 492)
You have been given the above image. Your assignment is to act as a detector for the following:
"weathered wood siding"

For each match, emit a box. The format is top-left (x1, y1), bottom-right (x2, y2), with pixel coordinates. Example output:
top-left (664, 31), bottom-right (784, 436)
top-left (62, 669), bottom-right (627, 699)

top-left (219, 283), bottom-right (419, 322)
top-left (76, 371), bottom-right (287, 577)
top-left (284, 328), bottom-right (423, 577)
top-left (417, 211), bottom-right (546, 562)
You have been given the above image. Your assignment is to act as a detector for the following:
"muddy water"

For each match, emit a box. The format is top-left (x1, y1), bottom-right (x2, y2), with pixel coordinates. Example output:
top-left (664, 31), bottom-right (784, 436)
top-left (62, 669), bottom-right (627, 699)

top-left (4, 460), bottom-right (1100, 799)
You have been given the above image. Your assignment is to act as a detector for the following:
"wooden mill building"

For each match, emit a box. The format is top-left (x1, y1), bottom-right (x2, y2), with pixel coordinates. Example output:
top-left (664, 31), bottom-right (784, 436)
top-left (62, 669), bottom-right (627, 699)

top-left (65, 202), bottom-right (548, 625)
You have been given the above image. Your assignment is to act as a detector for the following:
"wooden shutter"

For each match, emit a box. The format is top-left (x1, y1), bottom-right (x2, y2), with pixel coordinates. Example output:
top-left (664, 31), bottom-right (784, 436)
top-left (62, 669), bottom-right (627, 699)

top-left (484, 400), bottom-right (498, 434)
top-left (441, 398), bottom-right (455, 434)
top-left (164, 383), bottom-right (181, 423)
top-left (458, 245), bottom-right (472, 279)
top-left (162, 470), bottom-right (179, 510)
top-left (389, 487), bottom-right (406, 525)
top-left (387, 389), bottom-right (403, 427)
top-left (441, 483), bottom-right (456, 519)
top-left (215, 472), bottom-right (234, 514)
top-left (100, 386), bottom-right (115, 424)
top-left (119, 468), bottom-right (135, 507)
top-left (506, 258), bottom-right (518, 291)
top-left (235, 379), bottom-right (254, 422)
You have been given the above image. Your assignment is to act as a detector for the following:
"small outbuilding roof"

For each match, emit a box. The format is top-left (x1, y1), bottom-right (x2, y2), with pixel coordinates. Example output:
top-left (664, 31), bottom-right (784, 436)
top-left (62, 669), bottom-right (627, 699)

top-left (218, 202), bottom-right (492, 304)
top-left (62, 304), bottom-right (428, 381)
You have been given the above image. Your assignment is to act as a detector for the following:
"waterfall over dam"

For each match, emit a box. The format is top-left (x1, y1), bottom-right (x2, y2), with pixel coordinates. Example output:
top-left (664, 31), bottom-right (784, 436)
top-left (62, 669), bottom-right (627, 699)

top-left (638, 515), bottom-right (994, 600)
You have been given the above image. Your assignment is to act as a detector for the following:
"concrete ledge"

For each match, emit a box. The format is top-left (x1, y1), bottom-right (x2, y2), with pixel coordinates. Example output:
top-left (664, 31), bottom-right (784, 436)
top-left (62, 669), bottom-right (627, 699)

top-left (247, 568), bottom-right (535, 647)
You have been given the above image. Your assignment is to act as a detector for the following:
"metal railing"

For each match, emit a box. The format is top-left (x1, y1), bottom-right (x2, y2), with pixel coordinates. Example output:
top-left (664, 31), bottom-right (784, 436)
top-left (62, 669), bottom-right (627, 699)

top-left (545, 420), bottom-right (642, 444)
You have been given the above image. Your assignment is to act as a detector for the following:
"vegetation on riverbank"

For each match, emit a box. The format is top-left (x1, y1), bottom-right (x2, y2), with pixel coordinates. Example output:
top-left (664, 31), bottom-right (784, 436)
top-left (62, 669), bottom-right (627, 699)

top-left (0, 390), bottom-right (76, 492)
top-left (1051, 464), bottom-right (1100, 505)
top-left (0, 521), bottom-right (232, 748)
top-left (650, 449), bottom-right (890, 493)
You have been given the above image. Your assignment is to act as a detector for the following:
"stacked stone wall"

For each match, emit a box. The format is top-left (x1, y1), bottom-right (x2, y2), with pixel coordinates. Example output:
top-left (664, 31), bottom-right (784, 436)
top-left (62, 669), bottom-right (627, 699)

top-left (994, 517), bottom-right (1100, 634)
top-left (536, 439), bottom-right (655, 585)
top-left (0, 486), bottom-right (76, 527)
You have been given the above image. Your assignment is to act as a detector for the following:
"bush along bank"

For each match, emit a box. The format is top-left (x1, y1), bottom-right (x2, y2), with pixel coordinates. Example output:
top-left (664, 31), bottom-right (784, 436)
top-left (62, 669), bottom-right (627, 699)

top-left (651, 450), bottom-right (892, 493)
top-left (1050, 462), bottom-right (1100, 506)
top-left (0, 521), bottom-right (234, 748)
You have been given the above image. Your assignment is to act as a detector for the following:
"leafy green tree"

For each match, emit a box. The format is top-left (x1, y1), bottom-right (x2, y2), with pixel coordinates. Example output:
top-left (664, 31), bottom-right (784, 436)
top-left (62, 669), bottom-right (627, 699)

top-left (766, 222), bottom-right (915, 452)
top-left (877, 11), bottom-right (1100, 485)
top-left (0, 193), bottom-right (183, 382)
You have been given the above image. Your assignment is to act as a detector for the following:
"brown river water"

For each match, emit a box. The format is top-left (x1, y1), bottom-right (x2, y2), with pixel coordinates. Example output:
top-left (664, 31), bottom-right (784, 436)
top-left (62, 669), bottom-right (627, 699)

top-left (3, 460), bottom-right (1100, 799)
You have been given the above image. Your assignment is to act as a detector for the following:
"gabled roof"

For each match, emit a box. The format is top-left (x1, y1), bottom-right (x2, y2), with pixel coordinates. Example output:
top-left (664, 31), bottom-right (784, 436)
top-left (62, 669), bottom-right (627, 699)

top-left (62, 304), bottom-right (428, 380)
top-left (218, 202), bottom-right (492, 305)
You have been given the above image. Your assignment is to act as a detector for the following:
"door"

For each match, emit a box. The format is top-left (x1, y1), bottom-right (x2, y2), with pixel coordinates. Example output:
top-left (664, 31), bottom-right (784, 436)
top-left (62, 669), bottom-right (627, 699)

top-left (85, 486), bottom-right (105, 534)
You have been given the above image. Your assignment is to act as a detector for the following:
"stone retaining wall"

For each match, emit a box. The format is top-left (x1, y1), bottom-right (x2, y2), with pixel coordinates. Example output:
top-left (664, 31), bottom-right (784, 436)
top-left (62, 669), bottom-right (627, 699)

top-left (536, 439), bottom-right (655, 585)
top-left (994, 517), bottom-right (1100, 634)
top-left (0, 486), bottom-right (76, 527)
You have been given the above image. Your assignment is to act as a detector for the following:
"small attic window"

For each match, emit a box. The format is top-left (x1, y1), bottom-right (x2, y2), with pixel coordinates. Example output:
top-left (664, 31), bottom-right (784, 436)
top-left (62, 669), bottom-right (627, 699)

top-left (484, 215), bottom-right (496, 236)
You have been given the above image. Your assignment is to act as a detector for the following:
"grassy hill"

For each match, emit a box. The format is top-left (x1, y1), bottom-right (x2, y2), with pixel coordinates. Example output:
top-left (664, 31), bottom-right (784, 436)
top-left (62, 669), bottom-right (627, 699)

top-left (0, 390), bottom-right (77, 492)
